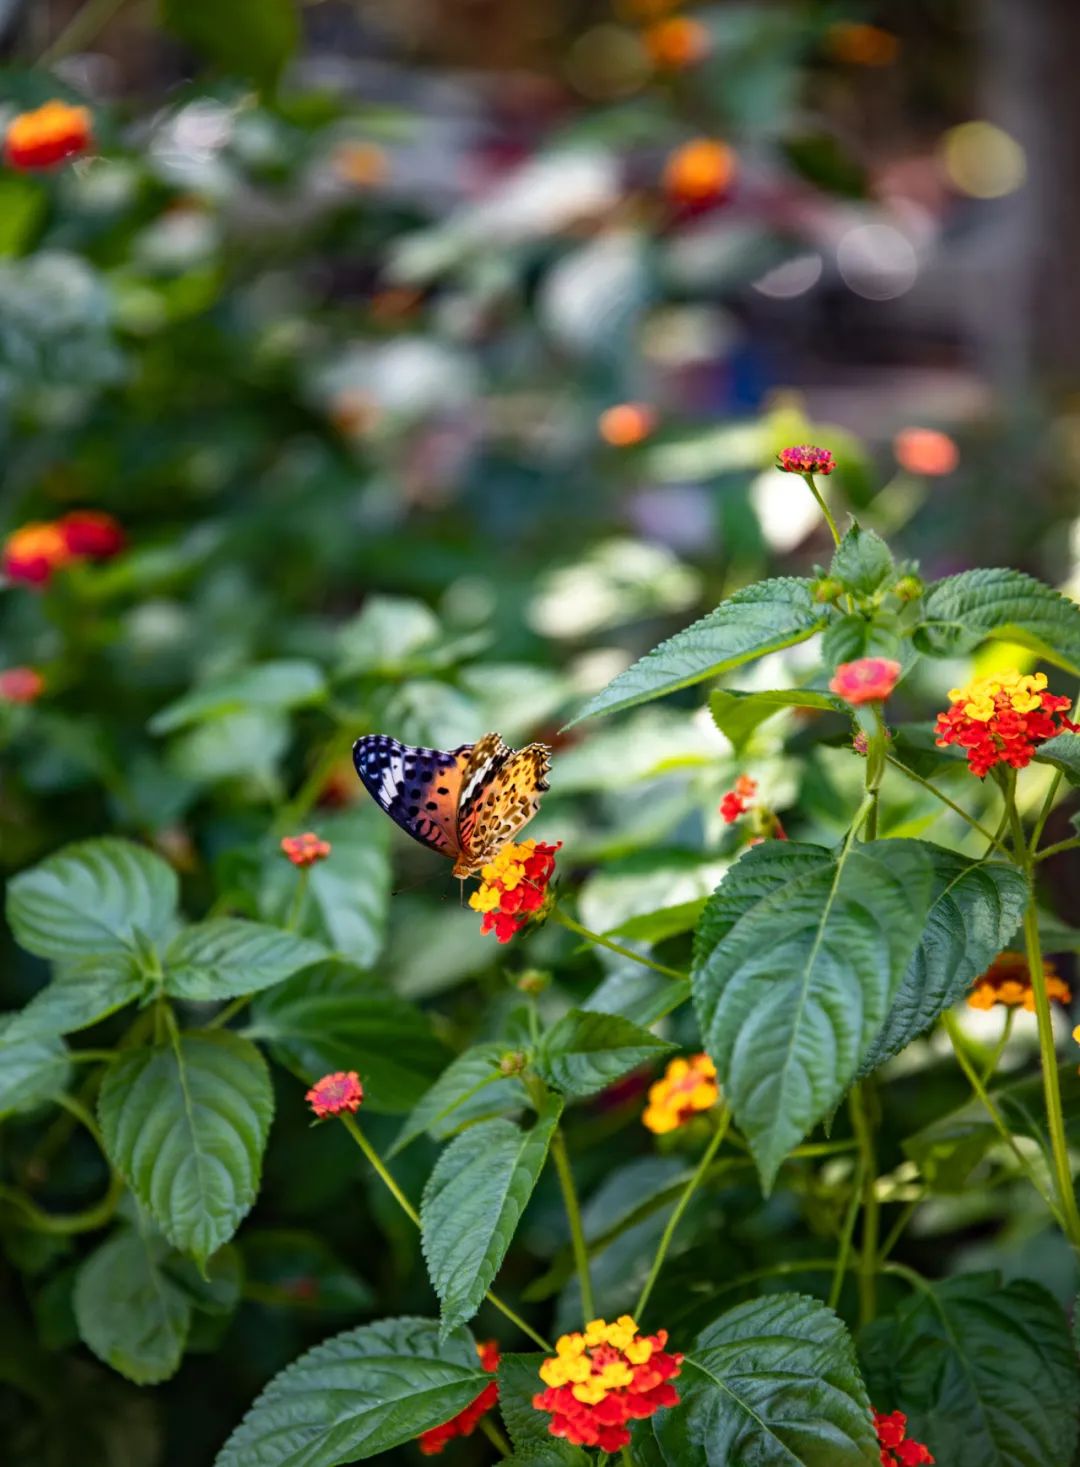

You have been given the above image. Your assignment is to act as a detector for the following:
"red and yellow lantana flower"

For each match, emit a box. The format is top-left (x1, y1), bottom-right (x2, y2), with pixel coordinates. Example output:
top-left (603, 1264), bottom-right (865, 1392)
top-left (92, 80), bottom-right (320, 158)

top-left (4, 99), bottom-right (92, 170)
top-left (643, 1053), bottom-right (719, 1134)
top-left (533, 1316), bottom-right (682, 1452)
top-left (468, 838), bottom-right (560, 943)
top-left (934, 670), bottom-right (1077, 777)
top-left (418, 1340), bottom-right (500, 1454)
top-left (874, 1408), bottom-right (935, 1466)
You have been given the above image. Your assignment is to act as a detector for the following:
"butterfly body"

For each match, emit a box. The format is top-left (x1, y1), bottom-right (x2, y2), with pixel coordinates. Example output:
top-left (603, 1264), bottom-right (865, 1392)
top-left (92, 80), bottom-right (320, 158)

top-left (352, 731), bottom-right (551, 877)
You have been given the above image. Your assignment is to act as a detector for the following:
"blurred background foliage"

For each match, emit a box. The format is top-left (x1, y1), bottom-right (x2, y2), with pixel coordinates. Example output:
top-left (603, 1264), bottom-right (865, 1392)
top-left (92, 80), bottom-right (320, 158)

top-left (3, 1), bottom-right (1080, 1463)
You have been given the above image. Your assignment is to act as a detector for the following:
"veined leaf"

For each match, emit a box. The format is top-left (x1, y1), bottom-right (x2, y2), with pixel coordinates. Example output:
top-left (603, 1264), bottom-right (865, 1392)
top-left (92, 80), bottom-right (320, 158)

top-left (655, 1293), bottom-right (877, 1466)
top-left (98, 1031), bottom-right (273, 1267)
top-left (830, 524), bottom-right (895, 596)
top-left (215, 1317), bottom-right (492, 1467)
top-left (499, 1353), bottom-right (589, 1465)
top-left (421, 1095), bottom-right (563, 1337)
top-left (0, 1023), bottom-right (71, 1116)
top-left (859, 845), bottom-right (1027, 1072)
top-left (860, 1273), bottom-right (1079, 1467)
top-left (915, 568), bottom-right (1080, 673)
top-left (692, 840), bottom-right (931, 1187)
top-left (4, 954), bottom-right (147, 1040)
top-left (535, 1009), bottom-right (674, 1099)
top-left (6, 836), bottom-right (178, 961)
top-left (583, 967), bottom-right (691, 1028)
top-left (150, 659), bottom-right (324, 734)
top-left (1034, 732), bottom-right (1080, 785)
top-left (74, 1222), bottom-right (191, 1385)
top-left (709, 687), bottom-right (839, 752)
top-left (247, 960), bottom-right (445, 1114)
top-left (163, 919), bottom-right (326, 1001)
top-left (565, 578), bottom-right (829, 726)
top-left (391, 1043), bottom-right (526, 1156)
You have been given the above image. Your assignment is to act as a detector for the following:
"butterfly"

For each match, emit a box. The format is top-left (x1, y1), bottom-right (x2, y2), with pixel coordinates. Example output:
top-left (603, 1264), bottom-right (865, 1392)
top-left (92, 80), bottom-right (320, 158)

top-left (352, 731), bottom-right (551, 878)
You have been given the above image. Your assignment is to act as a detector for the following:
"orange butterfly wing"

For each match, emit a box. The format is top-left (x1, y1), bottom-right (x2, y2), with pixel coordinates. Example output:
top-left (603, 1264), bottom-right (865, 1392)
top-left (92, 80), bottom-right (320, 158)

top-left (455, 741), bottom-right (551, 876)
top-left (352, 734), bottom-right (471, 860)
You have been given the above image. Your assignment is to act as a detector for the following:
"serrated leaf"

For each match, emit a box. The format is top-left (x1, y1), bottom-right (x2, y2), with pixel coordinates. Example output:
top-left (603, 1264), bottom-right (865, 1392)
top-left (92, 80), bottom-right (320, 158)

top-left (163, 919), bottom-right (327, 1002)
top-left (692, 840), bottom-right (931, 1187)
top-left (1034, 732), bottom-right (1080, 785)
top-left (535, 1009), bottom-right (674, 1099)
top-left (150, 659), bottom-right (325, 735)
top-left (915, 568), bottom-right (1080, 673)
top-left (821, 612), bottom-right (904, 669)
top-left (583, 967), bottom-right (691, 1028)
top-left (6, 836), bottom-right (178, 961)
top-left (830, 524), bottom-right (895, 595)
top-left (98, 1031), bottom-right (273, 1267)
top-left (215, 1317), bottom-right (491, 1467)
top-left (391, 1043), bottom-right (526, 1156)
top-left (860, 1273), bottom-right (1079, 1467)
top-left (247, 960), bottom-right (445, 1114)
top-left (73, 1223), bottom-right (191, 1385)
top-left (4, 954), bottom-right (147, 1040)
top-left (709, 687), bottom-right (839, 753)
top-left (261, 805), bottom-right (391, 968)
top-left (0, 1023), bottom-right (71, 1115)
top-left (565, 578), bottom-right (829, 726)
top-left (421, 1096), bottom-right (562, 1337)
top-left (498, 1353), bottom-right (589, 1464)
top-left (656, 1293), bottom-right (877, 1466)
top-left (859, 845), bottom-right (1028, 1072)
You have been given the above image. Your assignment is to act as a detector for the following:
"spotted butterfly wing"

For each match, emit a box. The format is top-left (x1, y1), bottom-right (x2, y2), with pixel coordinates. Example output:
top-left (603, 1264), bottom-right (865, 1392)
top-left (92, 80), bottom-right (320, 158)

top-left (456, 743), bottom-right (551, 875)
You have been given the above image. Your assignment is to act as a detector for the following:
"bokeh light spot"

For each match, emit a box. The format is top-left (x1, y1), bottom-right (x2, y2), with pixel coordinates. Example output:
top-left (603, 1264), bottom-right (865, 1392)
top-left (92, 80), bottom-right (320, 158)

top-left (752, 252), bottom-right (823, 299)
top-left (941, 121), bottom-right (1026, 199)
top-left (836, 223), bottom-right (917, 300)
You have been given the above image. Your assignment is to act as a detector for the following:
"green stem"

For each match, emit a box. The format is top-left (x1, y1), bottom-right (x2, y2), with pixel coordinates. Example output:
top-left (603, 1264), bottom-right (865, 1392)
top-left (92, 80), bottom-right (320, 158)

top-left (1034, 835), bottom-right (1080, 864)
top-left (479, 1413), bottom-right (512, 1458)
top-left (862, 704), bottom-right (888, 842)
top-left (828, 1154), bottom-right (865, 1311)
top-left (286, 868), bottom-right (310, 931)
top-left (551, 908), bottom-right (689, 984)
top-left (54, 1091), bottom-right (105, 1149)
top-left (68, 1048), bottom-right (120, 1064)
top-left (802, 472), bottom-right (842, 545)
top-left (941, 1009), bottom-right (1062, 1221)
top-left (848, 1082), bottom-right (879, 1327)
top-left (876, 1197), bottom-right (921, 1265)
top-left (980, 1006), bottom-right (1016, 1085)
top-left (551, 1128), bottom-right (594, 1319)
top-left (0, 1169), bottom-right (123, 1236)
top-left (635, 1106), bottom-right (730, 1322)
top-left (885, 756), bottom-right (1005, 849)
top-left (338, 1113), bottom-right (551, 1350)
top-left (276, 725), bottom-right (359, 834)
top-left (206, 992), bottom-right (253, 1031)
top-left (1029, 770), bottom-right (1064, 855)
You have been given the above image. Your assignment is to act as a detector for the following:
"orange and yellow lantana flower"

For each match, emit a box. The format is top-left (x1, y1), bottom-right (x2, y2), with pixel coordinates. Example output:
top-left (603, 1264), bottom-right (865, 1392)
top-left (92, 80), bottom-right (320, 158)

top-left (643, 1053), bottom-right (719, 1134)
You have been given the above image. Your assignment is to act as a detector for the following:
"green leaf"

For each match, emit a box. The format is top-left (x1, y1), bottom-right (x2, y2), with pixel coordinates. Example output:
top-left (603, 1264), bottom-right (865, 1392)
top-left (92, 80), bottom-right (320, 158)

top-left (607, 900), bottom-right (706, 945)
top-left (821, 612), bottom-right (904, 669)
top-left (391, 1043), bottom-right (526, 1156)
top-left (421, 1096), bottom-right (563, 1337)
top-left (565, 578), bottom-right (829, 726)
top-left (1034, 732), bottom-right (1080, 785)
top-left (692, 840), bottom-right (931, 1187)
top-left (535, 1009), bottom-right (674, 1099)
top-left (240, 1229), bottom-right (374, 1315)
top-left (73, 1223), bottom-right (191, 1385)
top-left (830, 524), bottom-right (895, 595)
top-left (583, 968), bottom-right (691, 1028)
top-left (656, 1293), bottom-right (877, 1466)
top-left (709, 687), bottom-right (839, 752)
top-left (150, 659), bottom-right (325, 735)
top-left (98, 1031), bottom-right (273, 1267)
top-left (214, 1317), bottom-right (492, 1467)
top-left (248, 960), bottom-right (446, 1114)
top-left (159, 0), bottom-right (299, 91)
top-left (4, 955), bottom-right (147, 1040)
top-left (915, 568), bottom-right (1080, 673)
top-left (261, 805), bottom-right (391, 968)
top-left (6, 836), bottom-right (178, 961)
top-left (163, 920), bottom-right (326, 1002)
top-left (498, 1353), bottom-right (589, 1465)
top-left (859, 845), bottom-right (1028, 1072)
top-left (0, 1023), bottom-right (71, 1116)
top-left (860, 1273), bottom-right (1079, 1467)
top-left (335, 594), bottom-right (479, 677)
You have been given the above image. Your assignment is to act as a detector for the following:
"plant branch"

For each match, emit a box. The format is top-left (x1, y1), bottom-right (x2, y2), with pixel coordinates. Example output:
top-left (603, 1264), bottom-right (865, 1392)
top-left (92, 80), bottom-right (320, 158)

top-left (551, 1127), bottom-right (595, 1319)
top-left (551, 907), bottom-right (690, 985)
top-left (885, 757), bottom-right (1006, 849)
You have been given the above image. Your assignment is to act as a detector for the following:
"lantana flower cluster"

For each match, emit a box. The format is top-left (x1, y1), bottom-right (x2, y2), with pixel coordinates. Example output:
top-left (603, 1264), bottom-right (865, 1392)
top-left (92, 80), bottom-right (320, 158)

top-left (280, 832), bottom-right (332, 867)
top-left (418, 1340), bottom-right (500, 1455)
top-left (643, 1053), bottom-right (719, 1134)
top-left (305, 1071), bottom-right (363, 1118)
top-left (719, 774), bottom-right (787, 842)
top-left (934, 670), bottom-right (1077, 777)
top-left (967, 950), bottom-right (1070, 1012)
top-left (468, 839), bottom-right (561, 942)
top-left (777, 444), bottom-right (835, 476)
top-left (830, 658), bottom-right (901, 705)
top-left (533, 1316), bottom-right (682, 1451)
top-left (2, 512), bottom-right (125, 586)
top-left (874, 1408), bottom-right (935, 1466)
top-left (4, 99), bottom-right (92, 169)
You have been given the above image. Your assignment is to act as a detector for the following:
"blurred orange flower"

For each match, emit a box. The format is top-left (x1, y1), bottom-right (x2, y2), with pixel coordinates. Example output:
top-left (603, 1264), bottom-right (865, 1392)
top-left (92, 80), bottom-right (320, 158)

top-left (331, 141), bottom-right (389, 188)
top-left (644, 17), bottom-right (710, 69)
top-left (2, 522), bottom-right (73, 586)
top-left (663, 138), bottom-right (736, 204)
top-left (598, 402), bottom-right (656, 446)
top-left (968, 951), bottom-right (1070, 1011)
top-left (826, 22), bottom-right (900, 67)
top-left (4, 99), bottom-right (92, 170)
top-left (894, 427), bottom-right (959, 477)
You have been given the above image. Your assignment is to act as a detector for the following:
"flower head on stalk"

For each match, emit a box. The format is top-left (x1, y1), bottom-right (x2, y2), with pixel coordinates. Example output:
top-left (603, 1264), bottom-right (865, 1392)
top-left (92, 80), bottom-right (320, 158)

top-left (533, 1317), bottom-right (682, 1451)
top-left (777, 444), bottom-right (835, 476)
top-left (0, 667), bottom-right (44, 703)
top-left (305, 1071), bottom-right (363, 1118)
top-left (643, 1054), bottom-right (719, 1134)
top-left (468, 839), bottom-right (561, 943)
top-left (719, 775), bottom-right (787, 843)
top-left (934, 670), bottom-right (1077, 777)
top-left (418, 1340), bottom-right (500, 1454)
top-left (830, 658), bottom-right (901, 705)
top-left (874, 1408), bottom-right (935, 1465)
top-left (281, 832), bottom-right (332, 867)
top-left (967, 950), bottom-right (1070, 1012)
top-left (4, 99), bottom-right (92, 170)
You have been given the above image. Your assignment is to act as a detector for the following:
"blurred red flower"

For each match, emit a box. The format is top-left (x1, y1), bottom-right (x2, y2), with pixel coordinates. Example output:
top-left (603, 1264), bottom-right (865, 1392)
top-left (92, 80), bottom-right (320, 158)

top-left (4, 99), bottom-right (92, 170)
top-left (418, 1340), bottom-right (500, 1454)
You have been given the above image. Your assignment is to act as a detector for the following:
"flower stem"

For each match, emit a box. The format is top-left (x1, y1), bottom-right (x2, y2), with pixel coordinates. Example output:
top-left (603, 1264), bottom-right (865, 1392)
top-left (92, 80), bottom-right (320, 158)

top-left (1034, 835), bottom-right (1080, 864)
top-left (206, 992), bottom-right (253, 1031)
top-left (337, 1112), bottom-right (552, 1350)
top-left (848, 1082), bottom-right (879, 1327)
top-left (551, 1127), bottom-right (595, 1320)
top-left (828, 1153), bottom-right (865, 1311)
top-left (884, 756), bottom-right (1006, 849)
top-left (551, 907), bottom-right (689, 984)
top-left (801, 472), bottom-right (842, 546)
top-left (286, 868), bottom-right (310, 931)
top-left (479, 1414), bottom-right (512, 1457)
top-left (635, 1106), bottom-right (730, 1322)
top-left (980, 1006), bottom-right (1016, 1085)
